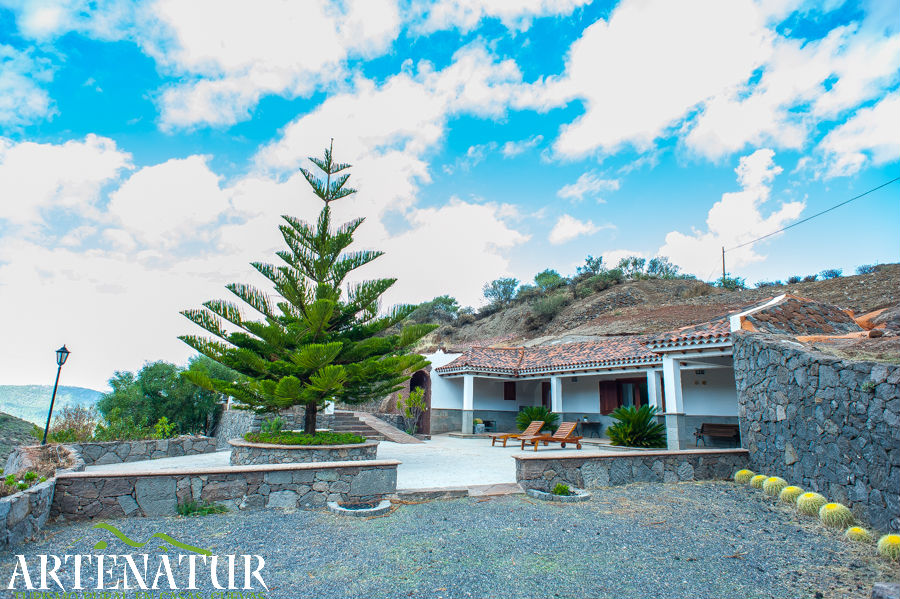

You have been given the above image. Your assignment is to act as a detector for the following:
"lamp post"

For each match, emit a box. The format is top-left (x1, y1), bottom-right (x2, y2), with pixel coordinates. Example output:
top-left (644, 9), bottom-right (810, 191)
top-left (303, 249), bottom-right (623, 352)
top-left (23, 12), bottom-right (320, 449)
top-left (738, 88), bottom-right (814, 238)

top-left (41, 345), bottom-right (70, 445)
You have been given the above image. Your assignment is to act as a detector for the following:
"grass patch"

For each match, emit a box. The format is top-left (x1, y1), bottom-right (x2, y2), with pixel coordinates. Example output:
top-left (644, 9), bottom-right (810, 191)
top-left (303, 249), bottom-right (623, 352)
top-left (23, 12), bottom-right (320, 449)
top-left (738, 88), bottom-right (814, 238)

top-left (244, 430), bottom-right (366, 445)
top-left (177, 500), bottom-right (228, 517)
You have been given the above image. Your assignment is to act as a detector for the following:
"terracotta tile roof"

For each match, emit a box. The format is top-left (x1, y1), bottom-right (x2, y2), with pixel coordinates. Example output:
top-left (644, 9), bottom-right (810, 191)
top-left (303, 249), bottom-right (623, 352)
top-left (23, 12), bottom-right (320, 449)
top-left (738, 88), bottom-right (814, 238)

top-left (643, 317), bottom-right (732, 350)
top-left (435, 337), bottom-right (660, 376)
top-left (743, 295), bottom-right (862, 336)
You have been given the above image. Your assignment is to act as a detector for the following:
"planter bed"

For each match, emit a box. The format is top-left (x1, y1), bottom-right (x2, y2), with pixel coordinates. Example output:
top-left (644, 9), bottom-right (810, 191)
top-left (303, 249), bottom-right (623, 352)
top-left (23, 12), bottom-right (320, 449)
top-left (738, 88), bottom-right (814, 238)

top-left (229, 438), bottom-right (378, 465)
top-left (326, 499), bottom-right (392, 517)
top-left (526, 487), bottom-right (591, 502)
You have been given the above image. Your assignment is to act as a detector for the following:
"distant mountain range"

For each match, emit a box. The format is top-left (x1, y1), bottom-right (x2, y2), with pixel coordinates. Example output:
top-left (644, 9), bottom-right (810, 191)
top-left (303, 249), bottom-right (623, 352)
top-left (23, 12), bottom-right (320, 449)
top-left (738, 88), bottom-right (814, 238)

top-left (0, 385), bottom-right (104, 425)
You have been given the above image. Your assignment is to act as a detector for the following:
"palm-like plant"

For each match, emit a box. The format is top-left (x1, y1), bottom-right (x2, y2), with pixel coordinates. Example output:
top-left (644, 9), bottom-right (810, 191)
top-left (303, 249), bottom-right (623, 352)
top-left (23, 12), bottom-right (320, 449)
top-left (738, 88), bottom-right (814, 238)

top-left (515, 406), bottom-right (559, 432)
top-left (606, 405), bottom-right (666, 448)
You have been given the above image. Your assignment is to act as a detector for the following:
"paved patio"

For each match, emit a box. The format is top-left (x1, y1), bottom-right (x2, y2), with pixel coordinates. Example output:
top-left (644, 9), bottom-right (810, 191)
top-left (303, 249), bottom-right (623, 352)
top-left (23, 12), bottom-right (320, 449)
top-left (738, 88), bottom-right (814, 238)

top-left (85, 435), bottom-right (619, 489)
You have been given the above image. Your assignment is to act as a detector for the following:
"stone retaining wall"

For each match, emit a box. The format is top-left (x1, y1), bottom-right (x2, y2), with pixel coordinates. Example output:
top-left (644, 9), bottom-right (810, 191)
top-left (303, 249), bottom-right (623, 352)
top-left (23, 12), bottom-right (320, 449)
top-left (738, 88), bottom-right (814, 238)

top-left (66, 435), bottom-right (218, 466)
top-left (733, 332), bottom-right (900, 532)
top-left (515, 449), bottom-right (749, 492)
top-left (229, 439), bottom-right (378, 465)
top-left (1, 480), bottom-right (55, 550)
top-left (51, 460), bottom-right (399, 521)
top-left (214, 410), bottom-right (334, 449)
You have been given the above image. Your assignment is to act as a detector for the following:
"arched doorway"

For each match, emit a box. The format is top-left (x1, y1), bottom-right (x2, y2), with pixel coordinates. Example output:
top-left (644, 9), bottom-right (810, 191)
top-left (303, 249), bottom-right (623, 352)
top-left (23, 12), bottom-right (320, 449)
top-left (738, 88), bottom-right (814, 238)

top-left (409, 370), bottom-right (431, 435)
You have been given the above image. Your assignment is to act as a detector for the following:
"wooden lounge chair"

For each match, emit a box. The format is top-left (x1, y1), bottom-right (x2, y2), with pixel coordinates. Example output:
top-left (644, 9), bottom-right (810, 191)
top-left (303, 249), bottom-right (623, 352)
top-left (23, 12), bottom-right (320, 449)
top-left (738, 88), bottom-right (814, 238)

top-left (489, 421), bottom-right (544, 447)
top-left (520, 421), bottom-right (583, 451)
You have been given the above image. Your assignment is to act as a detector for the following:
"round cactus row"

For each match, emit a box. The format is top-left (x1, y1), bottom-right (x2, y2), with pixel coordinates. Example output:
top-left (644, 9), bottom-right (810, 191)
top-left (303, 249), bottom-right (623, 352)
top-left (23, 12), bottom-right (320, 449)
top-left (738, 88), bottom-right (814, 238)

top-left (733, 469), bottom-right (755, 483)
top-left (779, 485), bottom-right (804, 504)
top-left (797, 492), bottom-right (828, 516)
top-left (819, 503), bottom-right (854, 529)
top-left (750, 474), bottom-right (768, 489)
top-left (845, 527), bottom-right (873, 543)
top-left (733, 470), bottom-right (898, 561)
top-left (878, 534), bottom-right (900, 561)
top-left (763, 476), bottom-right (788, 496)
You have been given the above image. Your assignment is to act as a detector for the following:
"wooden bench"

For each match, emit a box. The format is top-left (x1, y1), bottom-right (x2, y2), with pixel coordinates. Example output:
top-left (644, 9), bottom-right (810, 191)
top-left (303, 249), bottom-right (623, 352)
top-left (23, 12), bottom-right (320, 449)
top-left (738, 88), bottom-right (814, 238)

top-left (694, 423), bottom-right (740, 446)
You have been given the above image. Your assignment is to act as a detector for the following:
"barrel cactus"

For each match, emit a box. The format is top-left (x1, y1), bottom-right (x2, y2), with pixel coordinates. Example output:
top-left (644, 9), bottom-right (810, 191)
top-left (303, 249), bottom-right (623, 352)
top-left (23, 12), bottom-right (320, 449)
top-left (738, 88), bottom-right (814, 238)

top-left (819, 503), bottom-right (854, 528)
top-left (797, 492), bottom-right (827, 516)
top-left (779, 485), bottom-right (803, 505)
top-left (734, 469), bottom-right (755, 484)
top-left (750, 474), bottom-right (768, 489)
top-left (763, 477), bottom-right (788, 496)
top-left (845, 527), bottom-right (872, 543)
top-left (877, 534), bottom-right (900, 561)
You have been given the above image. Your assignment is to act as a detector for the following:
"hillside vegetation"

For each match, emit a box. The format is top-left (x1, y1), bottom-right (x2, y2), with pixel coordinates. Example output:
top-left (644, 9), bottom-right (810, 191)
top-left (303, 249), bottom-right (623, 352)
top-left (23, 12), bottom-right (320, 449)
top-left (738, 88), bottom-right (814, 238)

top-left (0, 412), bottom-right (36, 465)
top-left (424, 263), bottom-right (900, 349)
top-left (0, 385), bottom-right (103, 425)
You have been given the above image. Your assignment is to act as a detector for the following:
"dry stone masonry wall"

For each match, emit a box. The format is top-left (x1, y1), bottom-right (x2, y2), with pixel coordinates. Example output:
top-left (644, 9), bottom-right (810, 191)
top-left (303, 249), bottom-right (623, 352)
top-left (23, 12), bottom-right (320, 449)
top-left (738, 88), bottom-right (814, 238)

top-left (515, 449), bottom-right (749, 492)
top-left (733, 331), bottom-right (900, 532)
top-left (213, 409), bottom-right (334, 449)
top-left (68, 436), bottom-right (218, 466)
top-left (229, 439), bottom-right (378, 465)
top-left (51, 461), bottom-right (399, 520)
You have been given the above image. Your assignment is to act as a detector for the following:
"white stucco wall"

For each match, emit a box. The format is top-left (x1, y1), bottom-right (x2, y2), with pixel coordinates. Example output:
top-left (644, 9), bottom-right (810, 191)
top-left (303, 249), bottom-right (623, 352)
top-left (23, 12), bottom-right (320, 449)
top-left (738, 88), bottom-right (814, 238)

top-left (680, 367), bottom-right (738, 416)
top-left (426, 351), bottom-right (463, 410)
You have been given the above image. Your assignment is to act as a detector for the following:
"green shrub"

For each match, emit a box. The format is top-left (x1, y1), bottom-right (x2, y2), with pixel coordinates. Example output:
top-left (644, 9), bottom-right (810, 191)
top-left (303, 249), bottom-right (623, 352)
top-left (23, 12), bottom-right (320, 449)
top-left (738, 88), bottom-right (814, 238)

top-left (802, 274), bottom-right (818, 282)
top-left (779, 486), bottom-right (803, 504)
top-left (515, 406), bottom-right (558, 433)
top-left (750, 474), bottom-right (768, 489)
top-left (763, 476), bottom-right (788, 496)
top-left (819, 503), bottom-right (854, 528)
top-left (93, 417), bottom-right (155, 441)
top-left (260, 417), bottom-right (285, 435)
top-left (845, 527), bottom-right (873, 543)
top-left (733, 469), bottom-right (755, 483)
top-left (786, 275), bottom-right (802, 284)
top-left (877, 534), bottom-right (900, 561)
top-left (153, 416), bottom-right (177, 439)
top-left (551, 483), bottom-right (572, 496)
top-left (606, 405), bottom-right (666, 448)
top-left (22, 471), bottom-right (37, 482)
top-left (797, 492), bottom-right (827, 516)
top-left (244, 431), bottom-right (365, 445)
top-left (716, 275), bottom-right (747, 290)
top-left (533, 292), bottom-right (570, 320)
top-left (855, 264), bottom-right (876, 275)
top-left (177, 500), bottom-right (228, 517)
top-left (47, 406), bottom-right (98, 443)
top-left (819, 268), bottom-right (842, 280)
top-left (473, 418), bottom-right (483, 425)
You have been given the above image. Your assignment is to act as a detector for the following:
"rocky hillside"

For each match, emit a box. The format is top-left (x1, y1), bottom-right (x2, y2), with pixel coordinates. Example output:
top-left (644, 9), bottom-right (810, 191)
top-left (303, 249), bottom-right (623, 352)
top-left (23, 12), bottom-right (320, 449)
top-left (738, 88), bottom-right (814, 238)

top-left (426, 263), bottom-right (900, 349)
top-left (0, 412), bottom-right (36, 466)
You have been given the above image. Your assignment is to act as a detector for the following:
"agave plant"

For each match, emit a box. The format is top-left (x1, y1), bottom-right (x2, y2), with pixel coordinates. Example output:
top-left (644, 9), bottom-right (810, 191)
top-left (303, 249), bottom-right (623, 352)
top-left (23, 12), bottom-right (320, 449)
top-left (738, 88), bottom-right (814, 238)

top-left (515, 406), bottom-right (558, 432)
top-left (606, 405), bottom-right (666, 448)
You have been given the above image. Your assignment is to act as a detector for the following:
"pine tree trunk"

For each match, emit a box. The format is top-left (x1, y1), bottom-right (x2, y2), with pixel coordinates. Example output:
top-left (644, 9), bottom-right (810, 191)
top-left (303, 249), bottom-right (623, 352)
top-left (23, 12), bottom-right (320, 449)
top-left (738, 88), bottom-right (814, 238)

top-left (304, 403), bottom-right (318, 434)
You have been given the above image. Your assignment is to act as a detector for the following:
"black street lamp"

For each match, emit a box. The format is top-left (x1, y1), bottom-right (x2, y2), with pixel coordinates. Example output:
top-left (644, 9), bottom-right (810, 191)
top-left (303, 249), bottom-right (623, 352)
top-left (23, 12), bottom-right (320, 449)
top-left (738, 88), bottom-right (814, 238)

top-left (41, 345), bottom-right (70, 445)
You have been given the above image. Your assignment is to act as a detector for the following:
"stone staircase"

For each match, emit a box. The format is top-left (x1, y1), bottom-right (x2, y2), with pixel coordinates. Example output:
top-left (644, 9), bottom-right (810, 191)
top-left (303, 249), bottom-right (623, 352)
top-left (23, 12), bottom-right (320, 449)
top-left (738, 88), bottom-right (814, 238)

top-left (331, 410), bottom-right (423, 444)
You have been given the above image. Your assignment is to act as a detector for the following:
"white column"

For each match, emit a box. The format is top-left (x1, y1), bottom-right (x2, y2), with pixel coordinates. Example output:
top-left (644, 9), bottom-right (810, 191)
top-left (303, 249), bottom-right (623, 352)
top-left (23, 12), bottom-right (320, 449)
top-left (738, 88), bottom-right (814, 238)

top-left (462, 375), bottom-right (474, 434)
top-left (550, 375), bottom-right (562, 414)
top-left (646, 369), bottom-right (663, 411)
top-left (662, 356), bottom-right (684, 413)
top-left (662, 356), bottom-right (685, 451)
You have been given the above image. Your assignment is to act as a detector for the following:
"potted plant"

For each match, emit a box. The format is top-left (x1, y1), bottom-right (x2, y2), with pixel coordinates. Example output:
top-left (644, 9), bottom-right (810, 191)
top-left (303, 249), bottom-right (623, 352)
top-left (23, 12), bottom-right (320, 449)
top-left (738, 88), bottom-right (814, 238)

top-left (473, 418), bottom-right (485, 434)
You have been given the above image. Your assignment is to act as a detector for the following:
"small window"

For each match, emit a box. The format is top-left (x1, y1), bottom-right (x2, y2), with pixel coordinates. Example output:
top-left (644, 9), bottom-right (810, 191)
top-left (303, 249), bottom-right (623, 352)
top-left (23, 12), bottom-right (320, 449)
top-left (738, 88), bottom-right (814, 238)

top-left (504, 381), bottom-right (516, 401)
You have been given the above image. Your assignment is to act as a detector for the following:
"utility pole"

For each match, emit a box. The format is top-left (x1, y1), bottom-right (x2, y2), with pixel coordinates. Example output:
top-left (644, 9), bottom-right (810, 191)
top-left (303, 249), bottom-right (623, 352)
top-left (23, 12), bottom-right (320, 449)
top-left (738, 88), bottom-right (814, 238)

top-left (721, 246), bottom-right (726, 285)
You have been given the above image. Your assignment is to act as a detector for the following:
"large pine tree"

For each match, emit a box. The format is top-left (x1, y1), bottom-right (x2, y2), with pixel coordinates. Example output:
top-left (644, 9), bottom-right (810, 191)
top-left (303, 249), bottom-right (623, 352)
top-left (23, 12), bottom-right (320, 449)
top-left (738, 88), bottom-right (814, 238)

top-left (180, 142), bottom-right (436, 434)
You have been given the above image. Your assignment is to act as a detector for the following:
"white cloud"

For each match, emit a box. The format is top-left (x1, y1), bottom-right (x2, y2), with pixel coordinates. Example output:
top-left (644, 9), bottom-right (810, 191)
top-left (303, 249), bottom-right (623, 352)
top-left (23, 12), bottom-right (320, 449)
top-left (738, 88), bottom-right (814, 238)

top-left (548, 213), bottom-right (609, 244)
top-left (542, 0), bottom-right (773, 159)
top-left (501, 135), bottom-right (543, 158)
top-left (0, 134), bottom-right (132, 226)
top-left (659, 148), bottom-right (805, 277)
top-left (107, 155), bottom-right (230, 248)
top-left (0, 44), bottom-right (55, 127)
top-left (408, 0), bottom-right (589, 34)
top-left (556, 171), bottom-right (620, 202)
top-left (150, 0), bottom-right (401, 129)
top-left (817, 92), bottom-right (900, 177)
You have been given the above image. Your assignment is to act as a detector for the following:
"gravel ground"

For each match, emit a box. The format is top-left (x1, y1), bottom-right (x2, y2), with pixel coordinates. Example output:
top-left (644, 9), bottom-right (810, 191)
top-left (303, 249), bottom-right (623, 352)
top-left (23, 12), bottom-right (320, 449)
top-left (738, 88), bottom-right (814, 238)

top-left (2, 482), bottom-right (897, 599)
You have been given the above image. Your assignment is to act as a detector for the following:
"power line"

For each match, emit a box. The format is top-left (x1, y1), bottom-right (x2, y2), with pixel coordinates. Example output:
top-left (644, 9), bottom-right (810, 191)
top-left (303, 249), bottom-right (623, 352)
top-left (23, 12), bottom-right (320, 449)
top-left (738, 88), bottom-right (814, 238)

top-left (725, 175), bottom-right (900, 253)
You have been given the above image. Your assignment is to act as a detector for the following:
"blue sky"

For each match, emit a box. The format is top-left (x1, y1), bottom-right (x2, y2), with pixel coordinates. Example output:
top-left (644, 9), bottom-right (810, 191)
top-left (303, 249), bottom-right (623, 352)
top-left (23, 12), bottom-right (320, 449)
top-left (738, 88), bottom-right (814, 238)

top-left (0, 0), bottom-right (898, 390)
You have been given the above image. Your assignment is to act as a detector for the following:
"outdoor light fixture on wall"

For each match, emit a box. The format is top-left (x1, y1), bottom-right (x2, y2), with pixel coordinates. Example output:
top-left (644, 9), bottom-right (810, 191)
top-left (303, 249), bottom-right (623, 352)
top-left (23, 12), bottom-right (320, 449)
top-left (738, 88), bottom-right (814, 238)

top-left (41, 345), bottom-right (70, 445)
